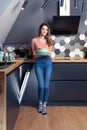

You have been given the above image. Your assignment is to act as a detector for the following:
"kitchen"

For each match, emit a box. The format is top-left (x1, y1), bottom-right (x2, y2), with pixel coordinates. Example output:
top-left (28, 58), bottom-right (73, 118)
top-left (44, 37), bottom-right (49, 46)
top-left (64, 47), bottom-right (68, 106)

top-left (0, 0), bottom-right (87, 130)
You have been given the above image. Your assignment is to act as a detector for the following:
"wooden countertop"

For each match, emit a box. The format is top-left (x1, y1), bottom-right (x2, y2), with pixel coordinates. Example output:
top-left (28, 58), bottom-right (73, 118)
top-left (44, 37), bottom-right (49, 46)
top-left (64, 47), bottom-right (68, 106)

top-left (0, 59), bottom-right (34, 75)
top-left (52, 57), bottom-right (87, 62)
top-left (0, 58), bottom-right (87, 75)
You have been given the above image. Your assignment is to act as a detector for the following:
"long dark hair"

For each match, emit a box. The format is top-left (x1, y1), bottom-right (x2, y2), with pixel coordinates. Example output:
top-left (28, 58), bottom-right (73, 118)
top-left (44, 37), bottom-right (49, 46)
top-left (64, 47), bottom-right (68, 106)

top-left (38, 22), bottom-right (53, 46)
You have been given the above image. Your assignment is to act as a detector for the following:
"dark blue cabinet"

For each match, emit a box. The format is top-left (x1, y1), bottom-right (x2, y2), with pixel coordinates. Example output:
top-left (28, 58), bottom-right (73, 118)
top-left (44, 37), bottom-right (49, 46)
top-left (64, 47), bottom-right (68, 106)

top-left (51, 63), bottom-right (87, 80)
top-left (6, 67), bottom-right (20, 130)
top-left (49, 81), bottom-right (87, 101)
top-left (49, 62), bottom-right (87, 105)
top-left (21, 63), bottom-right (38, 105)
top-left (21, 62), bottom-right (87, 106)
top-left (6, 62), bottom-right (33, 130)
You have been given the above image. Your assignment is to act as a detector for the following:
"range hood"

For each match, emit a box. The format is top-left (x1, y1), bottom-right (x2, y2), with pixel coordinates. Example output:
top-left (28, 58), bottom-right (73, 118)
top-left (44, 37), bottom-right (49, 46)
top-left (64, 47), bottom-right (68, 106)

top-left (52, 16), bottom-right (80, 35)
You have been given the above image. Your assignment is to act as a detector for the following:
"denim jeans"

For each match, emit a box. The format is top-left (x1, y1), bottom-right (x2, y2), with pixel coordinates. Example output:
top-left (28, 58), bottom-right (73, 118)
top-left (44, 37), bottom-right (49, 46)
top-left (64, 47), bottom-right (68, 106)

top-left (35, 56), bottom-right (52, 103)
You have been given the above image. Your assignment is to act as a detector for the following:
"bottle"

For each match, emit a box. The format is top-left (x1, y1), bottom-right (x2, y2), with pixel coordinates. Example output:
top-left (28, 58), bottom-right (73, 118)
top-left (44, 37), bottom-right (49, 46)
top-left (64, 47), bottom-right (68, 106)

top-left (4, 52), bottom-right (9, 61)
top-left (8, 52), bottom-right (14, 61)
top-left (0, 45), bottom-right (4, 61)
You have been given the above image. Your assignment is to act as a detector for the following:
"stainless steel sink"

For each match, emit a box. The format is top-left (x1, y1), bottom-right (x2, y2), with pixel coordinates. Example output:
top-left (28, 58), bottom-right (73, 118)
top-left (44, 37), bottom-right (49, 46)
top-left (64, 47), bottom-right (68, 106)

top-left (0, 62), bottom-right (16, 69)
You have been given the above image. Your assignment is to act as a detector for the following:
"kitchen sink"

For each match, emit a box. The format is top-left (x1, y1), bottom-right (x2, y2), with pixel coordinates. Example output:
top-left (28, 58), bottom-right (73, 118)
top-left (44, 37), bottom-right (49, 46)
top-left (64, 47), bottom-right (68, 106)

top-left (0, 62), bottom-right (16, 69)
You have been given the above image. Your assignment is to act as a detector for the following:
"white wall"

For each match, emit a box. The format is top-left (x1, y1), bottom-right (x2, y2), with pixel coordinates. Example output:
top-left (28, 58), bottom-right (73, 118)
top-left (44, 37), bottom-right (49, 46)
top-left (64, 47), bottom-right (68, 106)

top-left (60, 0), bottom-right (70, 16)
top-left (0, 0), bottom-right (24, 44)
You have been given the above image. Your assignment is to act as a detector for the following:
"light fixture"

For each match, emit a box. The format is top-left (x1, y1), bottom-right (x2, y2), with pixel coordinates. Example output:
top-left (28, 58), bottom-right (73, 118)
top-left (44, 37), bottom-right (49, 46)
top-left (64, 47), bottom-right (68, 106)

top-left (21, 0), bottom-right (29, 10)
top-left (41, 0), bottom-right (49, 9)
top-left (74, 0), bottom-right (78, 8)
top-left (82, 0), bottom-right (86, 14)
top-left (60, 0), bottom-right (64, 7)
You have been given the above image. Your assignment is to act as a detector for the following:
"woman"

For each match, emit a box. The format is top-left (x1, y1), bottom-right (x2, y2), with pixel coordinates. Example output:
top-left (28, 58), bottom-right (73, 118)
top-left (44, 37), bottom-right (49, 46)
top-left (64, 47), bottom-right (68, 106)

top-left (31, 22), bottom-right (53, 115)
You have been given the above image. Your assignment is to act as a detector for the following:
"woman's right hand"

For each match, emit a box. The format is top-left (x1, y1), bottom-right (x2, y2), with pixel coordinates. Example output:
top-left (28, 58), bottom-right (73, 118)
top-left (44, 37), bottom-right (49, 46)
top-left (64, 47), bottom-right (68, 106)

top-left (33, 51), bottom-right (41, 58)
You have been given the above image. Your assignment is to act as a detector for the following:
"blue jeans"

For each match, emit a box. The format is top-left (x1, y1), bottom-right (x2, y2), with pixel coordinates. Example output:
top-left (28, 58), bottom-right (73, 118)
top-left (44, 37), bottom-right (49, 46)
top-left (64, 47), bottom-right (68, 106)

top-left (35, 56), bottom-right (52, 103)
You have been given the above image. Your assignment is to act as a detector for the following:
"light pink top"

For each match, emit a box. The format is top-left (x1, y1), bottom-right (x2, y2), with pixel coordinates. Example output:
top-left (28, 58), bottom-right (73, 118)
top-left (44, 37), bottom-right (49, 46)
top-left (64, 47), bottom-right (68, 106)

top-left (31, 37), bottom-right (53, 53)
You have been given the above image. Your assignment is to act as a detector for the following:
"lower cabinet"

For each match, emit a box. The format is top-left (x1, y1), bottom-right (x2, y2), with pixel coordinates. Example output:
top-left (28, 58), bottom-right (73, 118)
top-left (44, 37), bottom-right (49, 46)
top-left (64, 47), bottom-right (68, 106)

top-left (6, 67), bottom-right (20, 130)
top-left (6, 62), bottom-right (33, 130)
top-left (21, 63), bottom-right (38, 106)
top-left (49, 81), bottom-right (87, 101)
top-left (5, 61), bottom-right (87, 129)
top-left (48, 62), bottom-right (87, 105)
top-left (19, 63), bottom-right (33, 87)
top-left (21, 62), bottom-right (87, 106)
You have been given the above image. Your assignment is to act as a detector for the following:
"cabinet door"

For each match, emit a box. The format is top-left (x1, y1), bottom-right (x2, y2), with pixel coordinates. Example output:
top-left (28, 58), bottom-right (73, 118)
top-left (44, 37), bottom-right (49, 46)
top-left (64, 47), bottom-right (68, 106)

top-left (19, 63), bottom-right (33, 86)
top-left (6, 67), bottom-right (20, 130)
top-left (20, 63), bottom-right (37, 105)
top-left (51, 63), bottom-right (87, 80)
top-left (49, 81), bottom-right (87, 101)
